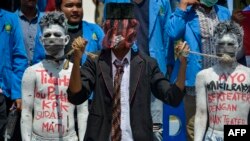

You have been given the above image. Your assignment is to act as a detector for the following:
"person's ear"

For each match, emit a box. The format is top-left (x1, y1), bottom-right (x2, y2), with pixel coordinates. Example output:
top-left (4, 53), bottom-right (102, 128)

top-left (64, 35), bottom-right (70, 45)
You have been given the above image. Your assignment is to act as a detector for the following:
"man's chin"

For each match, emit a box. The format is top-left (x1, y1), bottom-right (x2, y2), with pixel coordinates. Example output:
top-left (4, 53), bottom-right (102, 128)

top-left (25, 2), bottom-right (37, 7)
top-left (68, 19), bottom-right (82, 25)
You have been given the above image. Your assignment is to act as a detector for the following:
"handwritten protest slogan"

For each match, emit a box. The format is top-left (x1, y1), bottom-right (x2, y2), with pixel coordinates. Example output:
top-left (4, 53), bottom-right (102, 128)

top-left (206, 73), bottom-right (250, 125)
top-left (34, 69), bottom-right (70, 134)
top-left (36, 69), bottom-right (69, 86)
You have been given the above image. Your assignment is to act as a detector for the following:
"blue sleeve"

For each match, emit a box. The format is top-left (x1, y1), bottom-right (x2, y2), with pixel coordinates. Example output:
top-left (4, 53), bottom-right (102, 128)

top-left (37, 0), bottom-right (47, 12)
top-left (81, 22), bottom-right (104, 64)
top-left (10, 14), bottom-right (28, 100)
top-left (166, 7), bottom-right (188, 39)
top-left (166, 40), bottom-right (175, 66)
top-left (94, 24), bottom-right (105, 50)
top-left (32, 27), bottom-right (45, 65)
top-left (163, 0), bottom-right (175, 66)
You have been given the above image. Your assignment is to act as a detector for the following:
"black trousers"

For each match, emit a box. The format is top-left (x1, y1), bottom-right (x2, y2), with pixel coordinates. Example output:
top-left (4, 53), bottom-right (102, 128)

top-left (0, 93), bottom-right (7, 140)
top-left (0, 94), bottom-right (21, 141)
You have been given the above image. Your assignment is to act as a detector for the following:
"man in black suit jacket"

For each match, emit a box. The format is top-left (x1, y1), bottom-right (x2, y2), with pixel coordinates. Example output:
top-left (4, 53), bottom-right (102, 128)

top-left (67, 3), bottom-right (188, 141)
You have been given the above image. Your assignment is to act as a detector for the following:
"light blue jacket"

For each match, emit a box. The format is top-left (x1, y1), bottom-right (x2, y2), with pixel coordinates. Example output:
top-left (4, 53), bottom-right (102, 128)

top-left (32, 21), bottom-right (104, 65)
top-left (104, 0), bottom-right (172, 74)
top-left (0, 9), bottom-right (28, 100)
top-left (167, 5), bottom-right (231, 86)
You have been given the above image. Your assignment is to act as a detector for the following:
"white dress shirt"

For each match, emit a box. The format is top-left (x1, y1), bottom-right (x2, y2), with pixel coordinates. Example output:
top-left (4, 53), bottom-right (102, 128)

top-left (111, 50), bottom-right (133, 141)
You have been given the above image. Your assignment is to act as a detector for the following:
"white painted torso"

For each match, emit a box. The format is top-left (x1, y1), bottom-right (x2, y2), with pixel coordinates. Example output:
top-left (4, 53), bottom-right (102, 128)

top-left (199, 64), bottom-right (250, 131)
top-left (21, 60), bottom-right (79, 139)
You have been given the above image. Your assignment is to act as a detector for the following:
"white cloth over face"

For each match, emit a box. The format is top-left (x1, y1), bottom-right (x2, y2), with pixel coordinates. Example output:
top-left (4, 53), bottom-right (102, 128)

top-left (41, 24), bottom-right (69, 58)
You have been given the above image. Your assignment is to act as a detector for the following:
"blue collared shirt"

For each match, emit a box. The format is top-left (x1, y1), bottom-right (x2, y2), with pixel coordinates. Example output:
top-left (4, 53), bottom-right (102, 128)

top-left (17, 9), bottom-right (39, 64)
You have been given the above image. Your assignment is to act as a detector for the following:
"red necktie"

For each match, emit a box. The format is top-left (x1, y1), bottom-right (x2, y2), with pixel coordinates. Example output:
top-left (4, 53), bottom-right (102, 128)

top-left (111, 59), bottom-right (128, 141)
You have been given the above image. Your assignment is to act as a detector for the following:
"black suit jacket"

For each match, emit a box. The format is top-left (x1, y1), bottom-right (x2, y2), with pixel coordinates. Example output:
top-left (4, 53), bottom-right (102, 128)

top-left (68, 49), bottom-right (184, 141)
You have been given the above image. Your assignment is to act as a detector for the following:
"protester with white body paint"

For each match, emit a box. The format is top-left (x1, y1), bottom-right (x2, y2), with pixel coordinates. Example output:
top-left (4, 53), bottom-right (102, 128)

top-left (21, 11), bottom-right (86, 141)
top-left (194, 21), bottom-right (250, 141)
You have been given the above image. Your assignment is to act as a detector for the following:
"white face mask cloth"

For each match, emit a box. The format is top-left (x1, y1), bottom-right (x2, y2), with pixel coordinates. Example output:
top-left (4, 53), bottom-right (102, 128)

top-left (215, 34), bottom-right (238, 62)
top-left (42, 37), bottom-right (65, 46)
top-left (215, 34), bottom-right (239, 57)
top-left (40, 24), bottom-right (69, 56)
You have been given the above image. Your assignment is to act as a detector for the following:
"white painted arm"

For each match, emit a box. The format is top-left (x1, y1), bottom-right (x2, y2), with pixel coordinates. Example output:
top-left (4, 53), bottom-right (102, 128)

top-left (21, 67), bottom-right (36, 141)
top-left (194, 72), bottom-right (208, 141)
top-left (77, 100), bottom-right (89, 141)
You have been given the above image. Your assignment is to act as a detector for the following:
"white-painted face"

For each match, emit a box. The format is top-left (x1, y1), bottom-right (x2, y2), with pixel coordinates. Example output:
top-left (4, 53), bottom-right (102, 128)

top-left (215, 33), bottom-right (238, 58)
top-left (40, 24), bottom-right (69, 56)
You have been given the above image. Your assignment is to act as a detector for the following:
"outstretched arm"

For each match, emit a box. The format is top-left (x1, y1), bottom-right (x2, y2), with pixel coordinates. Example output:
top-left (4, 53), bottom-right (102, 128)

top-left (194, 72), bottom-right (208, 141)
top-left (151, 42), bottom-right (188, 107)
top-left (68, 37), bottom-right (95, 105)
top-left (175, 41), bottom-right (188, 91)
top-left (68, 37), bottom-right (87, 94)
top-left (21, 67), bottom-right (36, 141)
top-left (77, 101), bottom-right (89, 141)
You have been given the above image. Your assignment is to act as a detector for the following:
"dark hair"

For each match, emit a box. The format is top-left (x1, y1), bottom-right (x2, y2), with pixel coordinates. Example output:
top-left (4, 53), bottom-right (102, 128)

top-left (55, 0), bottom-right (62, 10)
top-left (214, 21), bottom-right (243, 49)
top-left (39, 11), bottom-right (68, 33)
top-left (55, 0), bottom-right (82, 10)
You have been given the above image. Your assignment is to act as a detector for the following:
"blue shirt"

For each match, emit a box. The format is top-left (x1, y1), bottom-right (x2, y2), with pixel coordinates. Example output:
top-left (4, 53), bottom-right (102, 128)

top-left (17, 9), bottom-right (39, 64)
top-left (133, 0), bottom-right (149, 55)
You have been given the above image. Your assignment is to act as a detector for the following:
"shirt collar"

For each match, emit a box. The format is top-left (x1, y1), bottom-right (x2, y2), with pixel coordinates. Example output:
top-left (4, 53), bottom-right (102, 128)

top-left (18, 9), bottom-right (39, 21)
top-left (111, 49), bottom-right (131, 65)
top-left (196, 5), bottom-right (216, 15)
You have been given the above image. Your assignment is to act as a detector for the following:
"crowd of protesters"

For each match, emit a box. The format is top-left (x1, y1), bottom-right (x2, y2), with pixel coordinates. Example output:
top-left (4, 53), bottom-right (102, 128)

top-left (0, 0), bottom-right (249, 141)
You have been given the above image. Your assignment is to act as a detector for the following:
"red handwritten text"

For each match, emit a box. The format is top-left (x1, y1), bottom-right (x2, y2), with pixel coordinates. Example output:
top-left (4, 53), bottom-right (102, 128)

top-left (42, 122), bottom-right (65, 134)
top-left (35, 111), bottom-right (63, 120)
top-left (36, 69), bottom-right (69, 86)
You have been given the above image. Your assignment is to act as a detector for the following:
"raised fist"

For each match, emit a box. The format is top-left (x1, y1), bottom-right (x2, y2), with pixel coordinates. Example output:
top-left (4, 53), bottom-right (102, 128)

top-left (72, 36), bottom-right (88, 60)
